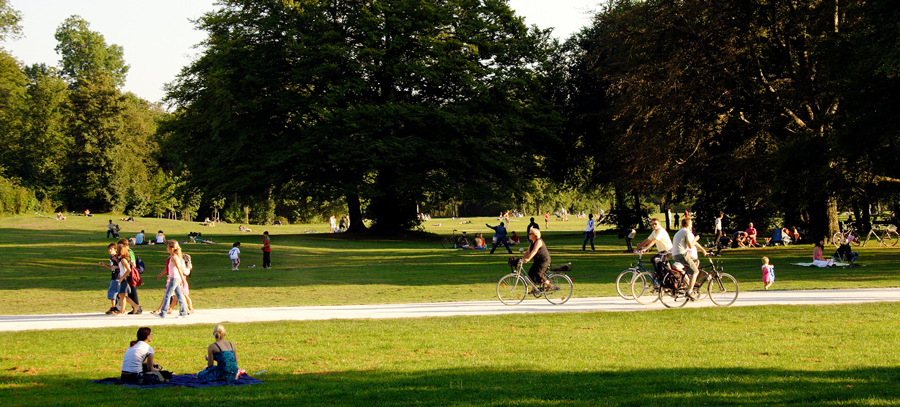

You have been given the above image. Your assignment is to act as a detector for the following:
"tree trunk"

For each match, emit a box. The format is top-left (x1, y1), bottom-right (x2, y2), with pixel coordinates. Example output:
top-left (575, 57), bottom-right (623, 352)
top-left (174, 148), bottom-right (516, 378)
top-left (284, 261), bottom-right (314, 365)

top-left (809, 197), bottom-right (840, 241)
top-left (345, 193), bottom-right (367, 233)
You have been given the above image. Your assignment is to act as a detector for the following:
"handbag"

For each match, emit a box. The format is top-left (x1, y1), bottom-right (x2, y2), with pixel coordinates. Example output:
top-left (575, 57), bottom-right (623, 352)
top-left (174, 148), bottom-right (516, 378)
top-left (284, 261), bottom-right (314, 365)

top-left (129, 265), bottom-right (143, 287)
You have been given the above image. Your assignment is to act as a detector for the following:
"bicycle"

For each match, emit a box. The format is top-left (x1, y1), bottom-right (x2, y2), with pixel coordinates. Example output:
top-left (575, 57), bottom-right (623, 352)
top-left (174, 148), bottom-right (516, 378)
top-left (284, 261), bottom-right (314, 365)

top-left (497, 258), bottom-right (574, 305)
top-left (441, 229), bottom-right (470, 249)
top-left (862, 225), bottom-right (899, 247)
top-left (615, 252), bottom-right (659, 303)
top-left (657, 255), bottom-right (738, 308)
top-left (832, 223), bottom-right (861, 247)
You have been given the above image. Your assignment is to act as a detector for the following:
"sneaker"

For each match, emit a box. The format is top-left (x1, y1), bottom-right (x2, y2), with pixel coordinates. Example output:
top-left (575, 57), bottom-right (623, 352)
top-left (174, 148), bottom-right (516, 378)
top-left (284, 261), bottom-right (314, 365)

top-left (591, 249), bottom-right (595, 252)
top-left (106, 309), bottom-right (118, 315)
top-left (156, 313), bottom-right (165, 319)
top-left (580, 248), bottom-right (585, 251)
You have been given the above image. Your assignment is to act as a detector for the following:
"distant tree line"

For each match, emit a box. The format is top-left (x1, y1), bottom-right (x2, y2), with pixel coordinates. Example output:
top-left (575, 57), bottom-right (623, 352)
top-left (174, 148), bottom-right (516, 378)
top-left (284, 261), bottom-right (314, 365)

top-left (1, 0), bottom-right (898, 237)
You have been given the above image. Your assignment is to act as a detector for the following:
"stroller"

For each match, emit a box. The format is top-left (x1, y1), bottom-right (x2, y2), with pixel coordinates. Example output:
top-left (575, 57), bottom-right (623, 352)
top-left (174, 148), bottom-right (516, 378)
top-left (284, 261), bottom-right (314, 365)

top-left (833, 244), bottom-right (858, 268)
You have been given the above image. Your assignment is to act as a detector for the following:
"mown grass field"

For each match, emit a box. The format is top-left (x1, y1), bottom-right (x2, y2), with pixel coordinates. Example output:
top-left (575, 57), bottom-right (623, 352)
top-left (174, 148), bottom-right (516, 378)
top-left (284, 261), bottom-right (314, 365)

top-left (2, 214), bottom-right (900, 406)
top-left (0, 213), bottom-right (897, 315)
top-left (3, 303), bottom-right (900, 406)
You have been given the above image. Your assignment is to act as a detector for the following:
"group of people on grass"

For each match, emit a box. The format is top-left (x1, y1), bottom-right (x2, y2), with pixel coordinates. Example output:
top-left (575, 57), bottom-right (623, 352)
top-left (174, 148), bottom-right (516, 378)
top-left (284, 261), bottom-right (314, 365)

top-left (121, 324), bottom-right (240, 384)
top-left (99, 238), bottom-right (193, 317)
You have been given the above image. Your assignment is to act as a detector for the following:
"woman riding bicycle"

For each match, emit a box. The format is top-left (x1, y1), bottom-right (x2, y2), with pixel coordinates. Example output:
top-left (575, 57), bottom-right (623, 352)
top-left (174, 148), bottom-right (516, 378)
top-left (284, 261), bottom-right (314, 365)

top-left (523, 229), bottom-right (551, 294)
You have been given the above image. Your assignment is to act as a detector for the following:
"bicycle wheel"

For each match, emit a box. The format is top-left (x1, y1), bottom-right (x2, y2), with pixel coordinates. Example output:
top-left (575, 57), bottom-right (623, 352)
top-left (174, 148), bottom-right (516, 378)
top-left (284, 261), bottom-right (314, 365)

top-left (615, 269), bottom-right (637, 300)
top-left (886, 231), bottom-right (899, 247)
top-left (832, 232), bottom-right (844, 248)
top-left (708, 273), bottom-right (739, 307)
top-left (658, 285), bottom-right (688, 308)
top-left (441, 237), bottom-right (454, 249)
top-left (497, 274), bottom-right (527, 305)
top-left (543, 273), bottom-right (573, 305)
top-left (631, 271), bottom-right (660, 305)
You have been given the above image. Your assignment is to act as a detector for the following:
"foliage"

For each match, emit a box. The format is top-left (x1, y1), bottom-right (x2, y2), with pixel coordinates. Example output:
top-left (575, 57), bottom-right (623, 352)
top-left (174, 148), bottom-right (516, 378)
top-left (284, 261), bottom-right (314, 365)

top-left (0, 175), bottom-right (34, 214)
top-left (165, 0), bottom-right (565, 232)
top-left (53, 15), bottom-right (129, 88)
top-left (0, 0), bottom-right (22, 43)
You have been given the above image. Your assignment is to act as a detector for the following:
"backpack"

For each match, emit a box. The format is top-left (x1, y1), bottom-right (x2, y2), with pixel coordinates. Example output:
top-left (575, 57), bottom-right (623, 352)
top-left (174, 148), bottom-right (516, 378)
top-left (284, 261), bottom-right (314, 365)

top-left (182, 254), bottom-right (192, 276)
top-left (129, 263), bottom-right (143, 287)
top-left (135, 257), bottom-right (145, 274)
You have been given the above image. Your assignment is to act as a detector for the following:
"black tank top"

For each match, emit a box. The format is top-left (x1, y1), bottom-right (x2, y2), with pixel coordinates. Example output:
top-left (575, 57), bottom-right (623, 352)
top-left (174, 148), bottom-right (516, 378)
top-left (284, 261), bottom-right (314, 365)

top-left (530, 239), bottom-right (550, 264)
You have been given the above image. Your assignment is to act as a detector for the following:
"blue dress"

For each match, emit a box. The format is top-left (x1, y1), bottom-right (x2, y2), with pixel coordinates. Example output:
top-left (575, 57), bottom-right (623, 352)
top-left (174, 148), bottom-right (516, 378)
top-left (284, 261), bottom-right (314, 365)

top-left (197, 342), bottom-right (238, 381)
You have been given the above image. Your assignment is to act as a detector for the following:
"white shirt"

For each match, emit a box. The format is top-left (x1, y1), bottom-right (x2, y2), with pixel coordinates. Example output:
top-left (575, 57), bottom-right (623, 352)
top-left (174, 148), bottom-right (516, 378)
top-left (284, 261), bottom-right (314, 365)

top-left (229, 247), bottom-right (240, 259)
top-left (648, 228), bottom-right (673, 252)
top-left (585, 219), bottom-right (595, 232)
top-left (121, 341), bottom-right (153, 373)
top-left (714, 218), bottom-right (722, 232)
top-left (672, 227), bottom-right (696, 259)
top-left (156, 234), bottom-right (165, 244)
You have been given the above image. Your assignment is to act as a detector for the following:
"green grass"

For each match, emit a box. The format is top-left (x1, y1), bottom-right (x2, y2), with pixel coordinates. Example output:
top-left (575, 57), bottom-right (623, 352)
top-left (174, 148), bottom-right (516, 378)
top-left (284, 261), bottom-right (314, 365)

top-left (3, 303), bottom-right (900, 406)
top-left (1, 213), bottom-right (899, 315)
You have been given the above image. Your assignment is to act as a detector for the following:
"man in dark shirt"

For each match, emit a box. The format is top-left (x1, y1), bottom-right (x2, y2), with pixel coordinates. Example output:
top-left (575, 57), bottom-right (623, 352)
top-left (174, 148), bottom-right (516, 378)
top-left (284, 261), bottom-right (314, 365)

top-left (486, 222), bottom-right (513, 254)
top-left (526, 217), bottom-right (540, 238)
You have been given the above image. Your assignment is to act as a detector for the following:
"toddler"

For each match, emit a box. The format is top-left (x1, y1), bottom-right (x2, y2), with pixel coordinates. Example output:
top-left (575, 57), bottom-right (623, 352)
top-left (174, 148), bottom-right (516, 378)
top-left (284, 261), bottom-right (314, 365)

top-left (229, 242), bottom-right (241, 270)
top-left (761, 256), bottom-right (774, 290)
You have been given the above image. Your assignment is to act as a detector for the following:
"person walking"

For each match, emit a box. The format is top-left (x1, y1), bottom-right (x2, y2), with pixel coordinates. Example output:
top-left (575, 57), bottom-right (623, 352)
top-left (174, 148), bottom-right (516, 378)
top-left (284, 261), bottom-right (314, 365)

top-left (526, 217), bottom-right (540, 238)
top-left (156, 240), bottom-right (190, 319)
top-left (486, 222), bottom-right (513, 254)
top-left (714, 213), bottom-right (724, 248)
top-left (581, 214), bottom-right (596, 251)
top-left (262, 231), bottom-right (272, 269)
top-left (544, 212), bottom-right (550, 229)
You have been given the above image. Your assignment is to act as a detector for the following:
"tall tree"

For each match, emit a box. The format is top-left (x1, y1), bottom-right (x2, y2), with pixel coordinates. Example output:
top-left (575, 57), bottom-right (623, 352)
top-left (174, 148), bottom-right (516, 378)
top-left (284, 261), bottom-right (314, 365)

top-left (54, 15), bottom-right (129, 88)
top-left (165, 0), bottom-right (563, 232)
top-left (0, 0), bottom-right (22, 43)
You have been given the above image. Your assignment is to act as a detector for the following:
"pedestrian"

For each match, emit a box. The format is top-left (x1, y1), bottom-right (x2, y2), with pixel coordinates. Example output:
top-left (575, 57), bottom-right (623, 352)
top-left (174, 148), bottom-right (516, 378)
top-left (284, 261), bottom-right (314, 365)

top-left (329, 215), bottom-right (336, 233)
top-left (544, 212), bottom-right (550, 229)
top-left (526, 217), bottom-right (540, 238)
top-left (229, 242), bottom-right (241, 270)
top-left (99, 243), bottom-right (120, 314)
top-left (714, 213), bottom-right (724, 248)
top-left (762, 256), bottom-right (775, 290)
top-left (581, 213), bottom-right (596, 251)
top-left (155, 240), bottom-right (189, 319)
top-left (262, 231), bottom-right (272, 269)
top-left (113, 240), bottom-right (141, 315)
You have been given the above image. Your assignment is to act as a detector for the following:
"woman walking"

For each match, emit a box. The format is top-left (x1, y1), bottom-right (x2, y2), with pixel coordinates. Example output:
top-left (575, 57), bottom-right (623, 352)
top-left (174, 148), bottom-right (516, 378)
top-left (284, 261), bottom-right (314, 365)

top-left (156, 240), bottom-right (190, 318)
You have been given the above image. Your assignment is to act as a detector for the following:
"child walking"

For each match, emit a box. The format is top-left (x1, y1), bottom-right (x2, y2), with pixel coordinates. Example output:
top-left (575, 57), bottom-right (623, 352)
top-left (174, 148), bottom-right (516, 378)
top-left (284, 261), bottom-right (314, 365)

top-left (229, 242), bottom-right (241, 270)
top-left (99, 243), bottom-right (119, 314)
top-left (762, 256), bottom-right (774, 290)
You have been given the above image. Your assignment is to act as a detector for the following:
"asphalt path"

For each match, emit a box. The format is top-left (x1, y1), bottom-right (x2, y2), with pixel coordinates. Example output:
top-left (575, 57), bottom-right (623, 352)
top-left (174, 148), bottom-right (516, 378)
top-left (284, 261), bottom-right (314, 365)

top-left (2, 288), bottom-right (899, 332)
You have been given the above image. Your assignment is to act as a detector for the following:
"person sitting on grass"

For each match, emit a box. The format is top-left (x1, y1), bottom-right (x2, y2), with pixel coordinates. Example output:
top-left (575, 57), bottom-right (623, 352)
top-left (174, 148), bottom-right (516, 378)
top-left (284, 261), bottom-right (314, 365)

top-left (56, 212), bottom-right (66, 220)
top-left (813, 237), bottom-right (835, 267)
top-left (745, 222), bottom-right (759, 247)
top-left (508, 231), bottom-right (521, 246)
top-left (473, 233), bottom-right (487, 249)
top-left (121, 327), bottom-right (158, 383)
top-left (197, 324), bottom-right (240, 382)
top-left (731, 231), bottom-right (748, 248)
top-left (156, 231), bottom-right (166, 244)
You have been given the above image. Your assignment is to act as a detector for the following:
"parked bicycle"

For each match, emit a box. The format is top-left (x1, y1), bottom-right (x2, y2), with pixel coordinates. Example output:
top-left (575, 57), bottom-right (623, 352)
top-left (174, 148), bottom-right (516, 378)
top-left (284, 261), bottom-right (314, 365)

top-left (862, 225), bottom-right (899, 247)
top-left (832, 223), bottom-right (861, 247)
top-left (656, 255), bottom-right (738, 308)
top-left (441, 229), bottom-right (470, 249)
top-left (497, 258), bottom-right (573, 305)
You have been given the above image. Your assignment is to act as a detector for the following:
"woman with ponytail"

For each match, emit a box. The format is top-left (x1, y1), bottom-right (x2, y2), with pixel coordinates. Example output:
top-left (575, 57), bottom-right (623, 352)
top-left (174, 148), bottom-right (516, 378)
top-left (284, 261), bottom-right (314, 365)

top-left (120, 327), bottom-right (156, 382)
top-left (197, 324), bottom-right (239, 381)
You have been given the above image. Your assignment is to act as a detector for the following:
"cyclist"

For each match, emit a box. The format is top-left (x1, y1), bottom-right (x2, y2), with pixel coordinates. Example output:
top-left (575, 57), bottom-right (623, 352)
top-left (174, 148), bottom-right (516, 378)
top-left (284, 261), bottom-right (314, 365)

top-left (522, 228), bottom-right (551, 293)
top-left (672, 217), bottom-right (708, 300)
top-left (634, 218), bottom-right (673, 261)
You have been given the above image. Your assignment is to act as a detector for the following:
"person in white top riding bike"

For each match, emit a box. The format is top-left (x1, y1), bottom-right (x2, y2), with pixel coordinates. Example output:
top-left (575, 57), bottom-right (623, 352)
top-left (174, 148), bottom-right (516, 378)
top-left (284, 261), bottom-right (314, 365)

top-left (672, 217), bottom-right (708, 300)
top-left (634, 218), bottom-right (673, 259)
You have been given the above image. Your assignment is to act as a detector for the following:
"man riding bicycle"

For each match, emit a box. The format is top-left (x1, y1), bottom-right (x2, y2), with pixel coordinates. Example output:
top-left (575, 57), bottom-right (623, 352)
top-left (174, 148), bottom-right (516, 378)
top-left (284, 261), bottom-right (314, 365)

top-left (634, 219), bottom-right (673, 263)
top-left (672, 217), bottom-right (708, 300)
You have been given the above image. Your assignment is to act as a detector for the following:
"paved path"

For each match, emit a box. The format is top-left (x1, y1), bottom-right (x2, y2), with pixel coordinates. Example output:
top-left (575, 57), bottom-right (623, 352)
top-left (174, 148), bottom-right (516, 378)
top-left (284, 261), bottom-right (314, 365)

top-left (2, 288), bottom-right (899, 332)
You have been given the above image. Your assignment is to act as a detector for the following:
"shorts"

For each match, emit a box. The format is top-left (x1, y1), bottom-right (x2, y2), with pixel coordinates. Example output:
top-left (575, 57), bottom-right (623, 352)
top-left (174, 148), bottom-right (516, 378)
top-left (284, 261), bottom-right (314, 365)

top-left (231, 258), bottom-right (239, 266)
top-left (107, 280), bottom-right (119, 300)
top-left (117, 276), bottom-right (131, 294)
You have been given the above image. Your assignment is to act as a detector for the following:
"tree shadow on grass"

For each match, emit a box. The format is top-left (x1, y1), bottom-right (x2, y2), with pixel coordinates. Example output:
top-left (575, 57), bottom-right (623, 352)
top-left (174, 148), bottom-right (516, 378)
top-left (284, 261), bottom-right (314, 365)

top-left (5, 367), bottom-right (900, 406)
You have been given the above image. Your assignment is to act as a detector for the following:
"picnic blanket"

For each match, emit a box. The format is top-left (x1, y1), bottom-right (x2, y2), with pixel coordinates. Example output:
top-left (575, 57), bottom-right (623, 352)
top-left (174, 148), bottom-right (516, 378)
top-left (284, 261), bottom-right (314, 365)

top-left (92, 373), bottom-right (263, 389)
top-left (790, 261), bottom-right (861, 268)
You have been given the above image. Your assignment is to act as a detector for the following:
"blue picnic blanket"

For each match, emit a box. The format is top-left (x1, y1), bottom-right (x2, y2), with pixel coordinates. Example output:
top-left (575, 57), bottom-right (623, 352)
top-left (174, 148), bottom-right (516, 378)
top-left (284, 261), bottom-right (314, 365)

top-left (92, 373), bottom-right (263, 389)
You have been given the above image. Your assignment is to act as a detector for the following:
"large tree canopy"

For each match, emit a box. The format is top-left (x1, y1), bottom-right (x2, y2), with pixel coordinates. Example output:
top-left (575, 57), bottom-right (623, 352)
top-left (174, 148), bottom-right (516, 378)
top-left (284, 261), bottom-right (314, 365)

top-left (164, 0), bottom-right (564, 232)
top-left (54, 15), bottom-right (129, 88)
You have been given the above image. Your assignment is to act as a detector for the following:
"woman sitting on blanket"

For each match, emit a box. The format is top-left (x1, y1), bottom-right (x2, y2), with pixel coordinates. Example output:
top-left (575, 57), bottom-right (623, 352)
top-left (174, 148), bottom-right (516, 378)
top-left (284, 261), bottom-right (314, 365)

top-left (198, 324), bottom-right (240, 381)
top-left (121, 327), bottom-right (158, 382)
top-left (813, 237), bottom-right (835, 267)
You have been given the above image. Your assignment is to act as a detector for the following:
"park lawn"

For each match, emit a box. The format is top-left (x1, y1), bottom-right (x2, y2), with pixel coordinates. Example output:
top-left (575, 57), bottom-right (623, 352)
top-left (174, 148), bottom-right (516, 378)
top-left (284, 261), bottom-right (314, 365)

top-left (0, 214), bottom-right (898, 315)
top-left (2, 302), bottom-right (900, 406)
